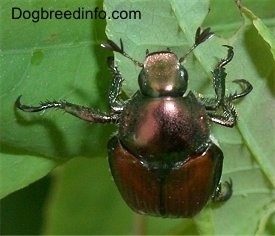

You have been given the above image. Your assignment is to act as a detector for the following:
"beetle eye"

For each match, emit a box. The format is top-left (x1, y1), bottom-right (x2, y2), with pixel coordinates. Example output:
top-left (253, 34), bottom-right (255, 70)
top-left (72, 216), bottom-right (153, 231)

top-left (179, 65), bottom-right (188, 88)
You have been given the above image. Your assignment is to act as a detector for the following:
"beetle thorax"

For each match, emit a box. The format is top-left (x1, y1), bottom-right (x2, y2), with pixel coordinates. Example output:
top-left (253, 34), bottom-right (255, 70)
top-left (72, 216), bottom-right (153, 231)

top-left (119, 92), bottom-right (210, 162)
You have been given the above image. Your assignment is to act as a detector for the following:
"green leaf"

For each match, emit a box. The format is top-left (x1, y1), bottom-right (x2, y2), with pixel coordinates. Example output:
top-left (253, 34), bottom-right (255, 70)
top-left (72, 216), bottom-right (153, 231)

top-left (1, 0), bottom-right (113, 196)
top-left (236, 2), bottom-right (275, 187)
top-left (244, 10), bottom-right (275, 59)
top-left (0, 152), bottom-right (59, 198)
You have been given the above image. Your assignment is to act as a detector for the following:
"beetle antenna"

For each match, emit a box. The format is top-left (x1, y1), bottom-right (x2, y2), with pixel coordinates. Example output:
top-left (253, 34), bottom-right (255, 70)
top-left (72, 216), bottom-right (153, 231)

top-left (101, 39), bottom-right (143, 67)
top-left (179, 27), bottom-right (214, 63)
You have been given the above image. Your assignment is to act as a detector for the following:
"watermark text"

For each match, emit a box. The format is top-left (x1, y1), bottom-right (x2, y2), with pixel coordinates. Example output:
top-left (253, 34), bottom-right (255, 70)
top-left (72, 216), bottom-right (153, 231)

top-left (11, 7), bottom-right (141, 23)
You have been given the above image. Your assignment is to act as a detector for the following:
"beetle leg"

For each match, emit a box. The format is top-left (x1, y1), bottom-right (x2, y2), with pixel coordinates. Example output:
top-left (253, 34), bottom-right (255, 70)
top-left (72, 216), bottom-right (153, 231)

top-left (15, 57), bottom-right (126, 124)
top-left (207, 102), bottom-right (237, 127)
top-left (107, 57), bottom-right (126, 113)
top-left (212, 178), bottom-right (233, 202)
top-left (198, 46), bottom-right (252, 127)
top-left (210, 45), bottom-right (234, 108)
top-left (197, 46), bottom-right (234, 111)
top-left (15, 95), bottom-right (120, 124)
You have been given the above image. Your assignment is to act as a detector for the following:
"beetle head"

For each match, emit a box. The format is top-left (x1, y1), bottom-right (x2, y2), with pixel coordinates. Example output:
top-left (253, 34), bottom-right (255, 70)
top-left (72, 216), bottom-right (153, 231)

top-left (101, 27), bottom-right (214, 98)
top-left (138, 51), bottom-right (188, 97)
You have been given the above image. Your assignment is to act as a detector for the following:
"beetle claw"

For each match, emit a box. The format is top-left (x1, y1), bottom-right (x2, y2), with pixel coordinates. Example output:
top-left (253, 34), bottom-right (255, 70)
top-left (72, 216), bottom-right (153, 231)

top-left (212, 178), bottom-right (233, 202)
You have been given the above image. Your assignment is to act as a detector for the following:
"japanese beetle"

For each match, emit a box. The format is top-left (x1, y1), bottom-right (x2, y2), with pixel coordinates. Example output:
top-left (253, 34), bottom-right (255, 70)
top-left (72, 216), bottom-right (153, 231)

top-left (15, 27), bottom-right (252, 218)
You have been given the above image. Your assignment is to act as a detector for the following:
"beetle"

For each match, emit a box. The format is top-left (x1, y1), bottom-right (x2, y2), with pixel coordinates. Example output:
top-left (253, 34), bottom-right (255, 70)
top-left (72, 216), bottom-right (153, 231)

top-left (15, 27), bottom-right (253, 218)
